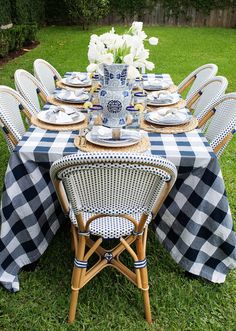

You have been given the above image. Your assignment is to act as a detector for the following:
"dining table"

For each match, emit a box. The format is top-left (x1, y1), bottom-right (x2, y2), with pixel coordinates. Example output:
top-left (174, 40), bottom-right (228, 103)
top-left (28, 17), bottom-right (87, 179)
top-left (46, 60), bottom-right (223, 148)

top-left (0, 72), bottom-right (236, 292)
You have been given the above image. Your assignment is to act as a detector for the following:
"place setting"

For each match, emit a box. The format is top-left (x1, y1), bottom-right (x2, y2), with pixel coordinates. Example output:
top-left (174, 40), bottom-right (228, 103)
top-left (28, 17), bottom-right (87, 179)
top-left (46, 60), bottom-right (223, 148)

top-left (31, 105), bottom-right (88, 131)
top-left (47, 88), bottom-right (90, 108)
top-left (140, 106), bottom-right (198, 133)
top-left (57, 72), bottom-right (92, 90)
top-left (74, 125), bottom-right (150, 153)
top-left (143, 74), bottom-right (178, 93)
top-left (146, 91), bottom-right (187, 109)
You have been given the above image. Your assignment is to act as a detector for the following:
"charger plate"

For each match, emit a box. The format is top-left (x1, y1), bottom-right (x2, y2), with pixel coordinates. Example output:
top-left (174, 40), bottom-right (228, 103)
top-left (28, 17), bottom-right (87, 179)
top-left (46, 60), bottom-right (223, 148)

top-left (140, 116), bottom-right (198, 134)
top-left (31, 116), bottom-right (88, 131)
top-left (47, 95), bottom-right (86, 109)
top-left (74, 135), bottom-right (150, 153)
top-left (56, 80), bottom-right (91, 92)
top-left (146, 99), bottom-right (187, 111)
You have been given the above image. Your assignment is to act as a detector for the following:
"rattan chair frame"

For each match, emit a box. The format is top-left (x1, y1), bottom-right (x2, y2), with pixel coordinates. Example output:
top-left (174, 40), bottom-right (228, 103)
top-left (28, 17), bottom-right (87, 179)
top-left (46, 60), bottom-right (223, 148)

top-left (0, 85), bottom-right (33, 151)
top-left (14, 69), bottom-right (49, 114)
top-left (34, 59), bottom-right (62, 94)
top-left (178, 63), bottom-right (218, 102)
top-left (50, 153), bottom-right (177, 324)
top-left (186, 76), bottom-right (228, 123)
top-left (196, 93), bottom-right (236, 157)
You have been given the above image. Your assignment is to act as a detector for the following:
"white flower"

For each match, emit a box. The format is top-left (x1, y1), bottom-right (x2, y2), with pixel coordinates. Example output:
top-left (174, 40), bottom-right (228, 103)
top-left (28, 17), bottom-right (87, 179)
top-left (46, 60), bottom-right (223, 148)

top-left (123, 54), bottom-right (134, 65)
top-left (101, 53), bottom-right (114, 65)
top-left (144, 60), bottom-right (155, 71)
top-left (127, 65), bottom-right (140, 80)
top-left (149, 37), bottom-right (159, 45)
top-left (131, 21), bottom-right (143, 34)
top-left (87, 63), bottom-right (98, 73)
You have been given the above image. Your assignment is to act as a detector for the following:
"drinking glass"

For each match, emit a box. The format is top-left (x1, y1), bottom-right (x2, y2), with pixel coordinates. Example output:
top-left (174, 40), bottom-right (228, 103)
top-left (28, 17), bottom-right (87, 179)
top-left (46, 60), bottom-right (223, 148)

top-left (87, 105), bottom-right (103, 130)
top-left (126, 106), bottom-right (140, 129)
top-left (133, 92), bottom-right (147, 112)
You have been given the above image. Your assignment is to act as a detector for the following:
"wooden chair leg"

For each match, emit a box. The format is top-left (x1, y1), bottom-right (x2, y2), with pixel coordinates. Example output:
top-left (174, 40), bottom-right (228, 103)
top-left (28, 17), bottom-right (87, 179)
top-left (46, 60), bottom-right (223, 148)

top-left (136, 235), bottom-right (152, 324)
top-left (68, 236), bottom-right (86, 324)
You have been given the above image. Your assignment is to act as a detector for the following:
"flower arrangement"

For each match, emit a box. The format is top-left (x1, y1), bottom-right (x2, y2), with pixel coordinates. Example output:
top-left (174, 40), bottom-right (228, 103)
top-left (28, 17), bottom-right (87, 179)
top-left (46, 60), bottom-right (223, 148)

top-left (87, 22), bottom-right (158, 80)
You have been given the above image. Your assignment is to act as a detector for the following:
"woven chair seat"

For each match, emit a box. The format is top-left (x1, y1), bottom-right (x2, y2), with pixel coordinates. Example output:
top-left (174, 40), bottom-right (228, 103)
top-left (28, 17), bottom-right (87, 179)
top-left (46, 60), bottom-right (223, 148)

top-left (69, 211), bottom-right (152, 239)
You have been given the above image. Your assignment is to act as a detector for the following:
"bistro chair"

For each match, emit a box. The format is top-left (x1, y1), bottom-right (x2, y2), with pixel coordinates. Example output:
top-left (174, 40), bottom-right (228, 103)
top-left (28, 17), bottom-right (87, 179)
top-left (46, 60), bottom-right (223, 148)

top-left (34, 59), bottom-right (62, 94)
top-left (178, 63), bottom-right (218, 102)
top-left (50, 153), bottom-right (177, 324)
top-left (186, 76), bottom-right (228, 121)
top-left (197, 93), bottom-right (236, 157)
top-left (14, 69), bottom-right (49, 114)
top-left (0, 86), bottom-right (31, 151)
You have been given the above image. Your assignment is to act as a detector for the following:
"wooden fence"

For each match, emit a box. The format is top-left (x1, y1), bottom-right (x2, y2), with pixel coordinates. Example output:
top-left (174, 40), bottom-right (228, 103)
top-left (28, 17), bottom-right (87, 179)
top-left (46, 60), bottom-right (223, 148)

top-left (101, 5), bottom-right (236, 28)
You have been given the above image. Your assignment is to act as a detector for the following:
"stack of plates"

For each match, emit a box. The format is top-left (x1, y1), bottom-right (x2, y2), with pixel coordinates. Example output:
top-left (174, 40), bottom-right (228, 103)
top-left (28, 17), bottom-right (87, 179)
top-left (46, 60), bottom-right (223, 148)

top-left (145, 107), bottom-right (192, 126)
top-left (86, 126), bottom-right (141, 147)
top-left (147, 91), bottom-right (180, 106)
top-left (37, 106), bottom-right (85, 125)
top-left (54, 90), bottom-right (89, 103)
top-left (61, 72), bottom-right (91, 87)
top-left (143, 79), bottom-right (170, 91)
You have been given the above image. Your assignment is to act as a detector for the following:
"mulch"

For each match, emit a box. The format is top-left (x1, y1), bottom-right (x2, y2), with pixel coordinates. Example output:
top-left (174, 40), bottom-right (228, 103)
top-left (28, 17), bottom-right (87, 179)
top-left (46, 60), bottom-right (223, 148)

top-left (0, 41), bottom-right (40, 68)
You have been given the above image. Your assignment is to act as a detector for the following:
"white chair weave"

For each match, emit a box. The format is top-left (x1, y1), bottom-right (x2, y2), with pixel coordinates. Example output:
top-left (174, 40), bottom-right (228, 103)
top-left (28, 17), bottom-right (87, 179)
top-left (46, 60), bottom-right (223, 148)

top-left (50, 153), bottom-right (177, 239)
top-left (178, 63), bottom-right (218, 102)
top-left (199, 93), bottom-right (236, 157)
top-left (34, 59), bottom-right (62, 94)
top-left (14, 69), bottom-right (49, 114)
top-left (190, 76), bottom-right (228, 118)
top-left (0, 86), bottom-right (31, 151)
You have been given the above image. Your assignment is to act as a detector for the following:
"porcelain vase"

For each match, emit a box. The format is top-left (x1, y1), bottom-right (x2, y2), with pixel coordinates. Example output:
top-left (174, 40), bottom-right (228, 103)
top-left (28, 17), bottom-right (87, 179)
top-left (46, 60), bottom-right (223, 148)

top-left (99, 63), bottom-right (132, 128)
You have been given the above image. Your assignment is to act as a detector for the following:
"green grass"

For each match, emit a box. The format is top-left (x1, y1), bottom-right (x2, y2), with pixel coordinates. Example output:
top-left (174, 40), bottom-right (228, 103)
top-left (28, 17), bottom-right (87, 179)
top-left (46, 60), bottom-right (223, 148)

top-left (0, 26), bottom-right (236, 331)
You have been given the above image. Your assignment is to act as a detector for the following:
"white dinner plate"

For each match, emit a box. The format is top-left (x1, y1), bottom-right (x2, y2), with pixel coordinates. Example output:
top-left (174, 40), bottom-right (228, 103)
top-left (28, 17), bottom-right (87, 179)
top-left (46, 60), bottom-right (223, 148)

top-left (61, 77), bottom-right (92, 88)
top-left (85, 131), bottom-right (140, 147)
top-left (145, 111), bottom-right (192, 126)
top-left (147, 92), bottom-right (180, 106)
top-left (37, 107), bottom-right (85, 125)
top-left (144, 80), bottom-right (171, 91)
top-left (54, 90), bottom-right (89, 103)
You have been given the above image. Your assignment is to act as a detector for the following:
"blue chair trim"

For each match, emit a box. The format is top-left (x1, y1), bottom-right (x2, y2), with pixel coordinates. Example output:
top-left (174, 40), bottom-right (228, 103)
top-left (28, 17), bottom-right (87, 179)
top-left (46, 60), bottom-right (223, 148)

top-left (134, 259), bottom-right (147, 269)
top-left (74, 258), bottom-right (88, 269)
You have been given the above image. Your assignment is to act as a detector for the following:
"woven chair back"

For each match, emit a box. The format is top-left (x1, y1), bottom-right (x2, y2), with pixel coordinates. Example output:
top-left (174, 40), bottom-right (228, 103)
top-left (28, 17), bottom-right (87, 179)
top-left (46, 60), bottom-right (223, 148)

top-left (14, 69), bottom-right (49, 113)
top-left (34, 59), bottom-right (62, 94)
top-left (50, 153), bottom-right (177, 217)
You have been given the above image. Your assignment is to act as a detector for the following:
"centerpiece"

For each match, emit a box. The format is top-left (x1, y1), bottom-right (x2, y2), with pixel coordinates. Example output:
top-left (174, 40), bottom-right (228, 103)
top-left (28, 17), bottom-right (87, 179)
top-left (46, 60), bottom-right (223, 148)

top-left (87, 22), bottom-right (158, 127)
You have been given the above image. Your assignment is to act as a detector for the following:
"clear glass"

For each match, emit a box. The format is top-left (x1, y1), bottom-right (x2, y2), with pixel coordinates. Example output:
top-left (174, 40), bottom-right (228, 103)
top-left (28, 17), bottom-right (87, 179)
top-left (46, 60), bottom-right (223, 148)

top-left (126, 106), bottom-right (140, 129)
top-left (87, 105), bottom-right (103, 130)
top-left (133, 92), bottom-right (147, 113)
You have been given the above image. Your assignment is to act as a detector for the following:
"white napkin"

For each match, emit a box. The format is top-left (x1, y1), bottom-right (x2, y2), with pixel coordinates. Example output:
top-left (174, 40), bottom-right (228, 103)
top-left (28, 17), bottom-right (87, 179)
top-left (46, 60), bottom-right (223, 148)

top-left (68, 72), bottom-right (90, 84)
top-left (149, 108), bottom-right (188, 123)
top-left (56, 90), bottom-right (89, 102)
top-left (148, 91), bottom-right (175, 104)
top-left (144, 79), bottom-right (169, 89)
top-left (91, 126), bottom-right (141, 141)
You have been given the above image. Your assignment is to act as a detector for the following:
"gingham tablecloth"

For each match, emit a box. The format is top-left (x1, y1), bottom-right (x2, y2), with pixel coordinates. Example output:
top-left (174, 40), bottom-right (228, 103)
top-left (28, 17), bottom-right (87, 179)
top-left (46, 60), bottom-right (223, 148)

top-left (1, 102), bottom-right (236, 293)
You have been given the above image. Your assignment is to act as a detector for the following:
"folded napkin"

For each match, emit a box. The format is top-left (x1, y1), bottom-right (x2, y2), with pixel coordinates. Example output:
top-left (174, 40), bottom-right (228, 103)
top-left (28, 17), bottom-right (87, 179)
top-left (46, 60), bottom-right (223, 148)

top-left (44, 109), bottom-right (74, 123)
top-left (148, 91), bottom-right (176, 104)
top-left (56, 90), bottom-right (89, 102)
top-left (91, 126), bottom-right (141, 141)
top-left (144, 79), bottom-right (169, 90)
top-left (149, 108), bottom-right (189, 123)
top-left (68, 72), bottom-right (90, 85)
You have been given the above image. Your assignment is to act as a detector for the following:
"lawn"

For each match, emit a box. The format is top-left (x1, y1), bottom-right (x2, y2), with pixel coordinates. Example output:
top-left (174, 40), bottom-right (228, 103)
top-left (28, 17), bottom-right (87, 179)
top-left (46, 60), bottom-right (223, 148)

top-left (0, 26), bottom-right (236, 331)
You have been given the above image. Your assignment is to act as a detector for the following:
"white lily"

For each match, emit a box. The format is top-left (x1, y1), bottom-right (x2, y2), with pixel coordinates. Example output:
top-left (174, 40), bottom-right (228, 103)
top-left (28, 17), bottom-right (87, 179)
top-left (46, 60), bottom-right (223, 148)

top-left (149, 37), bottom-right (159, 45)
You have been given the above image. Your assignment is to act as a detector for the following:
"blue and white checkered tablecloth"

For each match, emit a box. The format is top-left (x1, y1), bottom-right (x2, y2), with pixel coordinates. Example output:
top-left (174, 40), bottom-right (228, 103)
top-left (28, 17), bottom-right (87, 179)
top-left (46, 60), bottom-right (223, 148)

top-left (0, 90), bottom-right (236, 292)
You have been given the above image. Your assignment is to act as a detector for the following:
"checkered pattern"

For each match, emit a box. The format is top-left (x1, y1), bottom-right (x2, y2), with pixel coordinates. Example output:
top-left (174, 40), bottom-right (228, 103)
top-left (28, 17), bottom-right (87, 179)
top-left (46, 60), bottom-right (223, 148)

top-left (0, 79), bottom-right (236, 292)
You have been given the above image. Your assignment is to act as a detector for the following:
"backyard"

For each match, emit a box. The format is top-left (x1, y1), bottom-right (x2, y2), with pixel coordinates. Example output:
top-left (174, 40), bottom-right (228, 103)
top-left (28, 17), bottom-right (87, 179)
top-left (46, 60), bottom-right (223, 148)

top-left (0, 25), bottom-right (236, 331)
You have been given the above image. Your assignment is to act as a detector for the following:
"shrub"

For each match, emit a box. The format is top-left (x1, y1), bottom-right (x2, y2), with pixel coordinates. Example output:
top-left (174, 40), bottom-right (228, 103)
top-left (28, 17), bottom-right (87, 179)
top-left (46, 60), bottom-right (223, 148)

top-left (0, 0), bottom-right (12, 26)
top-left (64, 0), bottom-right (110, 29)
top-left (0, 24), bottom-right (38, 57)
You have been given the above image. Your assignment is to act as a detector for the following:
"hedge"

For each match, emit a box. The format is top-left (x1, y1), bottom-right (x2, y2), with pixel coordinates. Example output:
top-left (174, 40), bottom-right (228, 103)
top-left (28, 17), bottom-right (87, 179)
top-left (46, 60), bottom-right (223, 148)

top-left (0, 24), bottom-right (38, 57)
